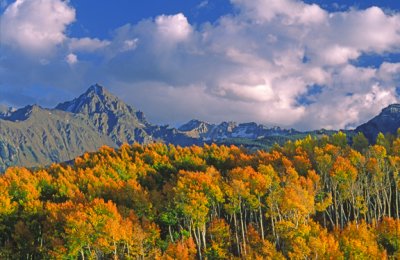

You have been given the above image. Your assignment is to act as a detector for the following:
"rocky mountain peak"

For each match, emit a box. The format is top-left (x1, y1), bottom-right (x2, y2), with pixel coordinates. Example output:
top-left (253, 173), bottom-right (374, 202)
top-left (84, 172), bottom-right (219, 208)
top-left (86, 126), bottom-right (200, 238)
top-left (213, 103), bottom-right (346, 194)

top-left (55, 84), bottom-right (133, 116)
top-left (56, 84), bottom-right (151, 145)
top-left (179, 119), bottom-right (211, 132)
top-left (177, 119), bottom-right (213, 139)
top-left (87, 83), bottom-right (106, 95)
top-left (219, 121), bottom-right (237, 132)
top-left (83, 84), bottom-right (117, 104)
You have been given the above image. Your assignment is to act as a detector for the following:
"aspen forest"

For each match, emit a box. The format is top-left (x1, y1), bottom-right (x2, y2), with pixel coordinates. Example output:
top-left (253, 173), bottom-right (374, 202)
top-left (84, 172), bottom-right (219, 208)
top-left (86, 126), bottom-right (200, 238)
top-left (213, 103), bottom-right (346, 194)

top-left (0, 131), bottom-right (399, 259)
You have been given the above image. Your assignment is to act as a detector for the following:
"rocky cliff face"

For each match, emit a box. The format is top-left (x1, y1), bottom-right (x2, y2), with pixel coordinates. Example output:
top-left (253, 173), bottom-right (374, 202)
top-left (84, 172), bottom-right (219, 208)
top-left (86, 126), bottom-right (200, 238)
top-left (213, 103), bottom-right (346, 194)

top-left (355, 104), bottom-right (400, 142)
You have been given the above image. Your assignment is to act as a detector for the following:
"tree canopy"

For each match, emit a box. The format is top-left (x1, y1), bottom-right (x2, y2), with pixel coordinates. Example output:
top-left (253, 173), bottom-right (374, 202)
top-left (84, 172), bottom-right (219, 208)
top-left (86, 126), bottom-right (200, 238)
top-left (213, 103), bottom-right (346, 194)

top-left (0, 132), bottom-right (399, 259)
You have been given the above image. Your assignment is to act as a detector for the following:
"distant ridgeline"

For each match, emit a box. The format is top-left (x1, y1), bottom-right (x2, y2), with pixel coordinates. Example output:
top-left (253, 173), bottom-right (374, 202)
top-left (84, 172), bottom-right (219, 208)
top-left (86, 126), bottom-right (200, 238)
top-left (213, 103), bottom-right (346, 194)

top-left (0, 133), bottom-right (399, 259)
top-left (0, 84), bottom-right (399, 172)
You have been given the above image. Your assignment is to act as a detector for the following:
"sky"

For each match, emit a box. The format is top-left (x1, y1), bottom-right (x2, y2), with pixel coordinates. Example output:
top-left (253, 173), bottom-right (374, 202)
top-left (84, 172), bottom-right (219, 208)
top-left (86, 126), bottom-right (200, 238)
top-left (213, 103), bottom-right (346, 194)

top-left (1, 0), bottom-right (400, 130)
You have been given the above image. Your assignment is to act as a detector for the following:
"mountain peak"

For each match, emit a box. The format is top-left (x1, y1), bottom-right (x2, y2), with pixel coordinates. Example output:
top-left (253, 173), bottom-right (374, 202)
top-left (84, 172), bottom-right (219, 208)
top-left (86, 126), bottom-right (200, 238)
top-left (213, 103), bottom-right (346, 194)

top-left (83, 84), bottom-right (117, 105)
top-left (179, 119), bottom-right (212, 132)
top-left (55, 84), bottom-right (150, 145)
top-left (86, 83), bottom-right (107, 96)
top-left (55, 84), bottom-right (129, 114)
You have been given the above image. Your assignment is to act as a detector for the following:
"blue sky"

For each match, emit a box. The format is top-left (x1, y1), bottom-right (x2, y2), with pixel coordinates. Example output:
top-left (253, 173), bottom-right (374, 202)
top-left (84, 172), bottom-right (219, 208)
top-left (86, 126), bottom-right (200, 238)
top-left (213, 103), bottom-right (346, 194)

top-left (69, 1), bottom-right (400, 40)
top-left (1, 0), bottom-right (400, 130)
top-left (68, 0), bottom-right (234, 38)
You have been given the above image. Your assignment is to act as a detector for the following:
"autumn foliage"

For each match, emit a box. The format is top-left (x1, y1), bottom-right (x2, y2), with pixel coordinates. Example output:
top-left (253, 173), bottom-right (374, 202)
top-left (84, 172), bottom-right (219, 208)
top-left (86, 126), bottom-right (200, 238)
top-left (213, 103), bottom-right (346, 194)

top-left (1, 132), bottom-right (400, 259)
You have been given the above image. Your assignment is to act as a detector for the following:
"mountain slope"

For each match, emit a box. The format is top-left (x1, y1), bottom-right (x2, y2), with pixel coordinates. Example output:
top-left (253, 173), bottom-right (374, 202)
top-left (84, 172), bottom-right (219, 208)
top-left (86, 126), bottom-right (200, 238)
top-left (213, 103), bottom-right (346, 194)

top-left (0, 105), bottom-right (115, 171)
top-left (355, 104), bottom-right (400, 142)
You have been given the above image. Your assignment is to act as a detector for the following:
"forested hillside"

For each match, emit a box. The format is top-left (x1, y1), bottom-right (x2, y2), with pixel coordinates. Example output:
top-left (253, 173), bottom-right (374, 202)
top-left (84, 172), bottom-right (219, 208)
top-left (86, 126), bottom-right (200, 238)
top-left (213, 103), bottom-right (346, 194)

top-left (0, 132), bottom-right (399, 259)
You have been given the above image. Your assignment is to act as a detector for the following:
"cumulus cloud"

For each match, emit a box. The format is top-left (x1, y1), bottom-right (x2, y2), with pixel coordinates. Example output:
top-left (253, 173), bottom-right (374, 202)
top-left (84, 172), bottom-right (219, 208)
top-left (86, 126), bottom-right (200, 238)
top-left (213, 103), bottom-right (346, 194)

top-left (0, 0), bottom-right (75, 55)
top-left (69, 38), bottom-right (110, 52)
top-left (107, 1), bottom-right (400, 129)
top-left (65, 53), bottom-right (78, 65)
top-left (1, 0), bottom-right (400, 130)
top-left (231, 0), bottom-right (328, 25)
top-left (155, 13), bottom-right (192, 43)
top-left (0, 0), bottom-right (112, 104)
top-left (122, 39), bottom-right (138, 51)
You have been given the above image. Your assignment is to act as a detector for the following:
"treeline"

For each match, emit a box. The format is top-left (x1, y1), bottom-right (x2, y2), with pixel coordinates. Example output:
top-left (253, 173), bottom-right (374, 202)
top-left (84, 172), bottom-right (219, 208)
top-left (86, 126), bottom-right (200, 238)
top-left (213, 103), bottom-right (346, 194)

top-left (0, 131), bottom-right (399, 259)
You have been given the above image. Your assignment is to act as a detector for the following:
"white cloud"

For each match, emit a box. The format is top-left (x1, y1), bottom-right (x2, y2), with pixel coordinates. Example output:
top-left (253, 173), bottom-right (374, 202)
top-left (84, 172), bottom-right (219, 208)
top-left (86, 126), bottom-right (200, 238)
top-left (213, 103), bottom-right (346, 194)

top-left (69, 38), bottom-right (110, 52)
top-left (344, 6), bottom-right (400, 53)
top-left (65, 53), bottom-right (78, 65)
top-left (319, 45), bottom-right (360, 65)
top-left (0, 0), bottom-right (75, 55)
top-left (122, 39), bottom-right (138, 51)
top-left (231, 0), bottom-right (327, 25)
top-left (378, 62), bottom-right (400, 81)
top-left (107, 2), bottom-right (399, 129)
top-left (155, 13), bottom-right (192, 43)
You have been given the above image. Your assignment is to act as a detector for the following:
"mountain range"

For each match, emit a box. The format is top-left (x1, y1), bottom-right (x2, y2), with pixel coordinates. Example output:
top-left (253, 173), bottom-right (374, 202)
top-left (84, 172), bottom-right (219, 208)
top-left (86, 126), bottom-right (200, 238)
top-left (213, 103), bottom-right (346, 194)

top-left (0, 84), bottom-right (398, 172)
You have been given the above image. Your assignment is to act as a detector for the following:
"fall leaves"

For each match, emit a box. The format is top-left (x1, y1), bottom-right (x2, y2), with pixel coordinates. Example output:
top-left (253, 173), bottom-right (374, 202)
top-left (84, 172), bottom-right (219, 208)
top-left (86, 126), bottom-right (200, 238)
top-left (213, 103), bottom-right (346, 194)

top-left (0, 133), bottom-right (400, 259)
